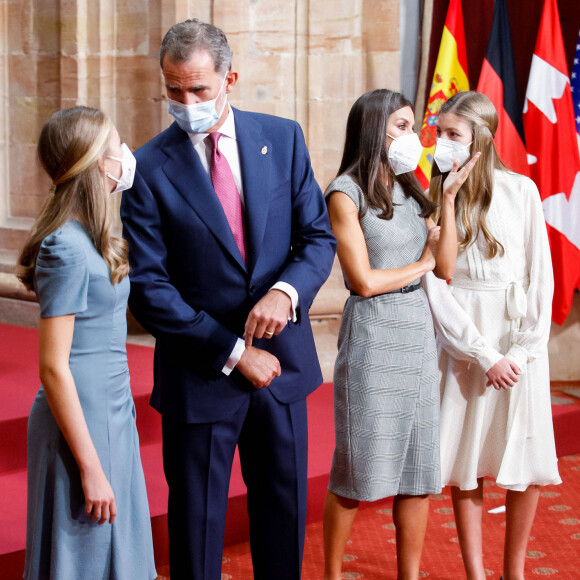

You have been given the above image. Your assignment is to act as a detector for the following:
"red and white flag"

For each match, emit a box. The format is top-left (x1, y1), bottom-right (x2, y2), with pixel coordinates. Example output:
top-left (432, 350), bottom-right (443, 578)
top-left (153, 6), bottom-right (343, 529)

top-left (523, 0), bottom-right (580, 325)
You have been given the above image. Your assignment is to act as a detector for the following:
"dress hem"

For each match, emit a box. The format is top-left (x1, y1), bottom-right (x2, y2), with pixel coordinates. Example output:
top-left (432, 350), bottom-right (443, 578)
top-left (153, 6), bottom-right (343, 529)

top-left (328, 483), bottom-right (442, 503)
top-left (443, 475), bottom-right (562, 492)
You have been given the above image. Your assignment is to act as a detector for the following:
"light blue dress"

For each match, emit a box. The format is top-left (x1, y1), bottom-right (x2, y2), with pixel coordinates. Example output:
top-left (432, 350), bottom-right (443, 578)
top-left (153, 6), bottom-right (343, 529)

top-left (24, 220), bottom-right (157, 580)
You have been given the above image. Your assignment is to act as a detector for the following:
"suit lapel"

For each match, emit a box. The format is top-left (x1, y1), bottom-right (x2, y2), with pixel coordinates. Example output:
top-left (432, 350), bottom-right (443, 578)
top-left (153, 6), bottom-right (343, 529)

top-left (160, 123), bottom-right (247, 272)
top-left (234, 110), bottom-right (272, 275)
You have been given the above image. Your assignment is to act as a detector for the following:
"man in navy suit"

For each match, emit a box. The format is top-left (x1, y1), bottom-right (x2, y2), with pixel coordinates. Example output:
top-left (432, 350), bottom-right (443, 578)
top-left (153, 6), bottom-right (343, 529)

top-left (120, 19), bottom-right (336, 580)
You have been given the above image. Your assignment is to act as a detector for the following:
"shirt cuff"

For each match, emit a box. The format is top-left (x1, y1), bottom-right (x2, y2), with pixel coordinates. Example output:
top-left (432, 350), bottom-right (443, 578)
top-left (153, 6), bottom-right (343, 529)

top-left (474, 345), bottom-right (504, 373)
top-left (505, 343), bottom-right (529, 376)
top-left (270, 282), bottom-right (299, 323)
top-left (222, 337), bottom-right (246, 376)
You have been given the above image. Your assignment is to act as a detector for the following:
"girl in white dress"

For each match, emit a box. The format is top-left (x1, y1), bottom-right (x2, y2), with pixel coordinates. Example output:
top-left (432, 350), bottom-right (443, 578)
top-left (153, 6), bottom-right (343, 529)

top-left (423, 91), bottom-right (561, 580)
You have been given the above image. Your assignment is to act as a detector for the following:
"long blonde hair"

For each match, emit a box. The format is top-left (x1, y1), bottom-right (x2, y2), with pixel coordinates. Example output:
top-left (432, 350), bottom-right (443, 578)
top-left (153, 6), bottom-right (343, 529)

top-left (429, 91), bottom-right (506, 258)
top-left (18, 106), bottom-right (129, 290)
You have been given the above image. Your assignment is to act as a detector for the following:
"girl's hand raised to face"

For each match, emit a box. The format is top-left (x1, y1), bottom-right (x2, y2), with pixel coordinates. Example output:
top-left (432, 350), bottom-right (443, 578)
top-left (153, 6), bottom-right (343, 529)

top-left (442, 152), bottom-right (481, 202)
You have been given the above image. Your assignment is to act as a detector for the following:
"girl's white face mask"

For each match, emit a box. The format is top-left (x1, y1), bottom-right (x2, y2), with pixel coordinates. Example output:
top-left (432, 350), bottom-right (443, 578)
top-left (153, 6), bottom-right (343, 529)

top-left (386, 132), bottom-right (424, 176)
top-left (106, 143), bottom-right (136, 194)
top-left (433, 137), bottom-right (472, 173)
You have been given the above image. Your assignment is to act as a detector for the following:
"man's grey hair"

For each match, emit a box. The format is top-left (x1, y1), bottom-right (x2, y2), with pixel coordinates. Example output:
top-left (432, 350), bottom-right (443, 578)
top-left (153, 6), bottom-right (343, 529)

top-left (160, 19), bottom-right (233, 73)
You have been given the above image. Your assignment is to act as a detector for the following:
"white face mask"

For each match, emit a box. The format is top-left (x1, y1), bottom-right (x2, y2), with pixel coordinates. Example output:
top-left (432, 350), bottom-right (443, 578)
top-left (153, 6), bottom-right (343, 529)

top-left (106, 143), bottom-right (137, 194)
top-left (167, 74), bottom-right (228, 134)
top-left (433, 137), bottom-right (472, 173)
top-left (386, 132), bottom-right (424, 176)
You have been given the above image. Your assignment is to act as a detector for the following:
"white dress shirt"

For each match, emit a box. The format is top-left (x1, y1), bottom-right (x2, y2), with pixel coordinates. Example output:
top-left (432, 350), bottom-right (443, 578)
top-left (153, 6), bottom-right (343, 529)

top-left (188, 106), bottom-right (299, 375)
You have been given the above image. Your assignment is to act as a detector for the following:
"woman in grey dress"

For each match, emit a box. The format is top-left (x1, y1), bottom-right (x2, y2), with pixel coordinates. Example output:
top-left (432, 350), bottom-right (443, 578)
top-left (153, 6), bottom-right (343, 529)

top-left (18, 107), bottom-right (157, 579)
top-left (322, 89), bottom-right (479, 579)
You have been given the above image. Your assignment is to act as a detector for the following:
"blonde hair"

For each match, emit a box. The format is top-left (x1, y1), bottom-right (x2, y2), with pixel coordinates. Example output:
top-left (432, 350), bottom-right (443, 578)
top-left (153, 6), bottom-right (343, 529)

top-left (429, 91), bottom-right (506, 258)
top-left (18, 106), bottom-right (129, 290)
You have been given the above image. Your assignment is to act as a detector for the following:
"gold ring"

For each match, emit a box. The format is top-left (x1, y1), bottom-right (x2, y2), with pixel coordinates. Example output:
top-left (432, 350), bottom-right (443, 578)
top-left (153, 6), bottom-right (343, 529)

top-left (264, 331), bottom-right (274, 336)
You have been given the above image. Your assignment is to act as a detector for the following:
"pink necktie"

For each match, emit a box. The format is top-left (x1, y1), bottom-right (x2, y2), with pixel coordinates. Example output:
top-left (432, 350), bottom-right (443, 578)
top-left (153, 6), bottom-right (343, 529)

top-left (208, 132), bottom-right (247, 264)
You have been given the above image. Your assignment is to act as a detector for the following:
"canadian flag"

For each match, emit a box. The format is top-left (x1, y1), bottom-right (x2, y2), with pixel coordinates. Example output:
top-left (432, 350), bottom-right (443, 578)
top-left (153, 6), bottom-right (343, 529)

top-left (523, 0), bottom-right (580, 325)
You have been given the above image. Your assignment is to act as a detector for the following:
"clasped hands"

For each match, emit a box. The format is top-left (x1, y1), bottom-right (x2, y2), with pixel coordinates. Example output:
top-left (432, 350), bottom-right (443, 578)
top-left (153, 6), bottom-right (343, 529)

top-left (235, 289), bottom-right (291, 389)
top-left (486, 357), bottom-right (521, 390)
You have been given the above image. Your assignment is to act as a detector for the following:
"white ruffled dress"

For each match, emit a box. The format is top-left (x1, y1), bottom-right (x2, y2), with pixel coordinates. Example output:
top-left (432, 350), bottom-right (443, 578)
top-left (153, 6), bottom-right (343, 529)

top-left (423, 170), bottom-right (561, 491)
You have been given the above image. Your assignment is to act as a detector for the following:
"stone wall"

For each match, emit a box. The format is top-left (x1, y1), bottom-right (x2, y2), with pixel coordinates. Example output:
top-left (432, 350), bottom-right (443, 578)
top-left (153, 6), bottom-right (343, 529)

top-left (0, 0), bottom-right (401, 222)
top-left (0, 0), bottom-right (401, 321)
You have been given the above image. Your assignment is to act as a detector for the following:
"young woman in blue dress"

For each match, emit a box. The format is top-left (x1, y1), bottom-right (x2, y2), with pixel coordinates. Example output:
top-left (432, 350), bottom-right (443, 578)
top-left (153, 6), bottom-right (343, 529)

top-left (18, 106), bottom-right (157, 579)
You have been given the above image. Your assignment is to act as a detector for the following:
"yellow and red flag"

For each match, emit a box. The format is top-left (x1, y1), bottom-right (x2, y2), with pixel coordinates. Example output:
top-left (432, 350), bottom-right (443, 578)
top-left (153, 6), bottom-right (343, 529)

top-left (416, 0), bottom-right (469, 188)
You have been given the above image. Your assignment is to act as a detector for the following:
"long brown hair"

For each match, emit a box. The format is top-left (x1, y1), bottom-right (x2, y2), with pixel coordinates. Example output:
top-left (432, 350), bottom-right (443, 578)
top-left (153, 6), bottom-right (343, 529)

top-left (429, 91), bottom-right (506, 258)
top-left (337, 89), bottom-right (435, 220)
top-left (18, 106), bottom-right (129, 290)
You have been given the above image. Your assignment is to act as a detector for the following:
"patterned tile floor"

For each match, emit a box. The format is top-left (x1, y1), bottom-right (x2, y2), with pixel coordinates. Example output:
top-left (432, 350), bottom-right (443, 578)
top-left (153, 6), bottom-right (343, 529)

top-left (157, 382), bottom-right (580, 579)
top-left (156, 453), bottom-right (580, 579)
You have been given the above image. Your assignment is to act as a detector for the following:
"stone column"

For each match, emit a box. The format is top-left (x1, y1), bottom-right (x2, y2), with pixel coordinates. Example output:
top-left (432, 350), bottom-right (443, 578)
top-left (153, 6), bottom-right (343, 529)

top-left (363, 0), bottom-right (400, 92)
top-left (0, 0), bottom-right (9, 226)
top-left (1, 0), bottom-right (59, 260)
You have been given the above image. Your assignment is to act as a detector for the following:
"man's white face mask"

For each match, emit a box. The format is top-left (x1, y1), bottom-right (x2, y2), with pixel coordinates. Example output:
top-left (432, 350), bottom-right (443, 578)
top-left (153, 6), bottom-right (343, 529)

top-left (168, 74), bottom-right (228, 134)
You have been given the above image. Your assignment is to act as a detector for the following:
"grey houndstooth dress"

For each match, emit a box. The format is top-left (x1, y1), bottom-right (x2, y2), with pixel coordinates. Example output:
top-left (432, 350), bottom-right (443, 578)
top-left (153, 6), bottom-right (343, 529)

top-left (325, 175), bottom-right (441, 501)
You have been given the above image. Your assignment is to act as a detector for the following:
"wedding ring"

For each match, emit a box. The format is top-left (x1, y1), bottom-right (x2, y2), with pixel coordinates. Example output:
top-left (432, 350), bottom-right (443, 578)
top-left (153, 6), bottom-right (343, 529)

top-left (264, 331), bottom-right (274, 336)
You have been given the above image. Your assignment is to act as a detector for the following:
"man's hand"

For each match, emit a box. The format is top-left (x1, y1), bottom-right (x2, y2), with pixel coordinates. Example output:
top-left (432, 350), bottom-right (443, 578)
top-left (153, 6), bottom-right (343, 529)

top-left (236, 346), bottom-right (281, 388)
top-left (486, 357), bottom-right (521, 390)
top-left (244, 289), bottom-right (292, 347)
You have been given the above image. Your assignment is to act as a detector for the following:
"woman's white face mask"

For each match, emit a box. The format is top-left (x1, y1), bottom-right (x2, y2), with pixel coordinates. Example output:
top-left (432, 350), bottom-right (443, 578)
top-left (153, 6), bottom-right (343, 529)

top-left (386, 132), bottom-right (424, 175)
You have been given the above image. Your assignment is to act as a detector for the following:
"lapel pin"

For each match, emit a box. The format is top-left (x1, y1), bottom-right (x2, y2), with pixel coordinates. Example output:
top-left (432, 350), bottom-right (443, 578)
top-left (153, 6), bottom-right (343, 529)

top-left (261, 146), bottom-right (268, 155)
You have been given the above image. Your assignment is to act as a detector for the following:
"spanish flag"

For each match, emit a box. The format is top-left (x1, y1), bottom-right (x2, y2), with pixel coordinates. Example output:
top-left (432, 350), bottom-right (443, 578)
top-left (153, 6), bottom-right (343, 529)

top-left (416, 0), bottom-right (469, 188)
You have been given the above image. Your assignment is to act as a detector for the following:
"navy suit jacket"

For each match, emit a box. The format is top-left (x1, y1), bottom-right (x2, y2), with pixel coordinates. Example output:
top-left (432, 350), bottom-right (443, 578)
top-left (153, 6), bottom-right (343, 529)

top-left (120, 109), bottom-right (336, 423)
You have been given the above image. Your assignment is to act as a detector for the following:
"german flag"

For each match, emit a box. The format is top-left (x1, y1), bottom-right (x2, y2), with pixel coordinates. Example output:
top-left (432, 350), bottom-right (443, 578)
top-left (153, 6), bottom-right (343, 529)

top-left (416, 0), bottom-right (469, 189)
top-left (477, 0), bottom-right (529, 176)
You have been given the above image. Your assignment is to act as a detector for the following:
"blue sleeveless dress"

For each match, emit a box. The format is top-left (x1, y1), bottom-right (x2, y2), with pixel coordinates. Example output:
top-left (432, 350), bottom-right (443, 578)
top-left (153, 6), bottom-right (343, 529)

top-left (24, 220), bottom-right (156, 579)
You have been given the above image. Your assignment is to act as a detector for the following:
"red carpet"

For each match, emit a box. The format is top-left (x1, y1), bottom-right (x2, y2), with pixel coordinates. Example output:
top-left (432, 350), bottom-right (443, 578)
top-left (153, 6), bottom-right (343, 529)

top-left (0, 323), bottom-right (335, 578)
top-left (1, 322), bottom-right (580, 579)
top-left (213, 454), bottom-right (580, 579)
